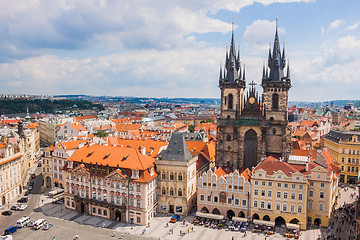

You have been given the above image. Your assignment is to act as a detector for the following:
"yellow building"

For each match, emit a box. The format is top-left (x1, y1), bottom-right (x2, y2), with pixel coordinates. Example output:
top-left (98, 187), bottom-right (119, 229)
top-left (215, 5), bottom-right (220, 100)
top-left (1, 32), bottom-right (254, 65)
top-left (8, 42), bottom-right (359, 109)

top-left (323, 130), bottom-right (360, 183)
top-left (251, 149), bottom-right (339, 230)
top-left (156, 133), bottom-right (197, 215)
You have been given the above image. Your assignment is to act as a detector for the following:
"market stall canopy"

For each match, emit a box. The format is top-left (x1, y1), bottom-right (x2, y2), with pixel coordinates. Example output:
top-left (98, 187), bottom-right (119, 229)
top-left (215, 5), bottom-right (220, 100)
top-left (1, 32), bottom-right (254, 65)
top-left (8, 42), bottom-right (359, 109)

top-left (253, 220), bottom-right (275, 227)
top-left (195, 212), bottom-right (225, 220)
top-left (286, 223), bottom-right (300, 230)
top-left (232, 217), bottom-right (248, 223)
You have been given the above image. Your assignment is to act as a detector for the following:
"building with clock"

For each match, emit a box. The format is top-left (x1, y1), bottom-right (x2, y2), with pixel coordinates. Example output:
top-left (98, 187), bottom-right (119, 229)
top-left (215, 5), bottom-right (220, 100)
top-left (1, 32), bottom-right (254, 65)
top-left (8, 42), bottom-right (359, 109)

top-left (216, 21), bottom-right (292, 171)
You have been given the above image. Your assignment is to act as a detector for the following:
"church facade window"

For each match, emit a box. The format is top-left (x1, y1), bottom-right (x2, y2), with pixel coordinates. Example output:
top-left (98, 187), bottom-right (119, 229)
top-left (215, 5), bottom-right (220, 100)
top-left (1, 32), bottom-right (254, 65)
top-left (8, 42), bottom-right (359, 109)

top-left (272, 93), bottom-right (279, 109)
top-left (228, 94), bottom-right (233, 109)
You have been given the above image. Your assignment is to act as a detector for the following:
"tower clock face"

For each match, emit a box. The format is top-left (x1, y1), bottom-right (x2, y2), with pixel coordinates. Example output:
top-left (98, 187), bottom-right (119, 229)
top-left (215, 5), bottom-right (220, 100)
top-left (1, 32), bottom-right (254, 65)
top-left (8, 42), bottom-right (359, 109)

top-left (249, 97), bottom-right (255, 104)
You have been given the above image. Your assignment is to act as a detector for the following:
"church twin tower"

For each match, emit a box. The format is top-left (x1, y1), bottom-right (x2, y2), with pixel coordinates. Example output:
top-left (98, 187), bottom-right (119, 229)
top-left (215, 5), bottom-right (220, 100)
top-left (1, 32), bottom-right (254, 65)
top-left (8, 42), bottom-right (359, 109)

top-left (216, 21), bottom-right (292, 170)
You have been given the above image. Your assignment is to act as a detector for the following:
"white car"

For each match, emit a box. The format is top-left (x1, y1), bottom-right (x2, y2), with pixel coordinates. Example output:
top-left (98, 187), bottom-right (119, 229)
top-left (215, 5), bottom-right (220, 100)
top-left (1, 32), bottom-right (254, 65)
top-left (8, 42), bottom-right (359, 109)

top-left (18, 204), bottom-right (28, 211)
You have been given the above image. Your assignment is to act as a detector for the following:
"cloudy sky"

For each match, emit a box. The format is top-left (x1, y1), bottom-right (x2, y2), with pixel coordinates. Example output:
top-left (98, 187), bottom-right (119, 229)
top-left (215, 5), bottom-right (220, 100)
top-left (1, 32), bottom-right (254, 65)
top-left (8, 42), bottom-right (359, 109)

top-left (0, 0), bottom-right (359, 101)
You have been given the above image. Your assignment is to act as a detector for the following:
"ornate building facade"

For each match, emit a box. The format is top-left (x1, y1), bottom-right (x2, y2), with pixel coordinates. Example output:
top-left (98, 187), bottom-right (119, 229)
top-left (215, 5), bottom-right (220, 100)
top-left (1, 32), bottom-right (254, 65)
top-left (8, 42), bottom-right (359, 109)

top-left (156, 133), bottom-right (197, 215)
top-left (216, 22), bottom-right (292, 170)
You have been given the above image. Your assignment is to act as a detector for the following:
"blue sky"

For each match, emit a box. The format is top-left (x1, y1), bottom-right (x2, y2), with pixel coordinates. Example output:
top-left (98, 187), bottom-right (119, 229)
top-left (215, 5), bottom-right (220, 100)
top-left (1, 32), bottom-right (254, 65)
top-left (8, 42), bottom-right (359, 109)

top-left (0, 0), bottom-right (359, 101)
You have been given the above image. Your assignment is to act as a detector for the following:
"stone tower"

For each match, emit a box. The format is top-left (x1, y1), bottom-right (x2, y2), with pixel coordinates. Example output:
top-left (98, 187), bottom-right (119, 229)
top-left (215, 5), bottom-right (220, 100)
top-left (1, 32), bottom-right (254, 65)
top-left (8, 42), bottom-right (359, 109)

top-left (216, 20), bottom-right (292, 171)
top-left (261, 20), bottom-right (292, 160)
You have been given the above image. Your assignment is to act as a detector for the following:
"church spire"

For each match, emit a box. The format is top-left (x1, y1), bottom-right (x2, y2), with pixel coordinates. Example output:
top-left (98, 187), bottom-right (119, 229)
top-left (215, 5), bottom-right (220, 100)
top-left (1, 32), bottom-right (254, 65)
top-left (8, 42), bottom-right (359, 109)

top-left (286, 59), bottom-right (291, 78)
top-left (266, 18), bottom-right (286, 82)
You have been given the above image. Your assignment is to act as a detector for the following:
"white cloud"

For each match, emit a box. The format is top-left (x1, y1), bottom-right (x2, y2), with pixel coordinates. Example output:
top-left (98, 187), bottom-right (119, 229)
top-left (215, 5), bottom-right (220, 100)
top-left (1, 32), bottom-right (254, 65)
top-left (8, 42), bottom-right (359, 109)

top-left (321, 26), bottom-right (325, 35)
top-left (243, 20), bottom-right (286, 54)
top-left (328, 19), bottom-right (345, 32)
top-left (346, 23), bottom-right (359, 31)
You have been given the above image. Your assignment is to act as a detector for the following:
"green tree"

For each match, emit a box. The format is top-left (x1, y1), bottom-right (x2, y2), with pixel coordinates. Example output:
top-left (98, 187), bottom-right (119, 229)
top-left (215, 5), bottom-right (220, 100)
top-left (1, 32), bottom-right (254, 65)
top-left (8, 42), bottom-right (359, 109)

top-left (188, 125), bottom-right (195, 132)
top-left (94, 130), bottom-right (108, 138)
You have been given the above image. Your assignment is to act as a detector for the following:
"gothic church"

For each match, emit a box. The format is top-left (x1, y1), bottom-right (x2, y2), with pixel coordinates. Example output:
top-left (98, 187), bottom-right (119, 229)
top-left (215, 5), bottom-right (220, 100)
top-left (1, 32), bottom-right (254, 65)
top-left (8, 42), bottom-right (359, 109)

top-left (215, 22), bottom-right (292, 170)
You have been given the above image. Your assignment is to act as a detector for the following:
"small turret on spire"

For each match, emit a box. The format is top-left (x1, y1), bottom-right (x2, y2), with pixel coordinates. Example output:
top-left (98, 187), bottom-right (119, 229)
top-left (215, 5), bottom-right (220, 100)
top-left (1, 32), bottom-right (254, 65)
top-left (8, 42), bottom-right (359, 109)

top-left (286, 59), bottom-right (291, 79)
top-left (242, 64), bottom-right (246, 80)
top-left (282, 41), bottom-right (286, 67)
top-left (219, 62), bottom-right (223, 80)
top-left (262, 60), bottom-right (265, 78)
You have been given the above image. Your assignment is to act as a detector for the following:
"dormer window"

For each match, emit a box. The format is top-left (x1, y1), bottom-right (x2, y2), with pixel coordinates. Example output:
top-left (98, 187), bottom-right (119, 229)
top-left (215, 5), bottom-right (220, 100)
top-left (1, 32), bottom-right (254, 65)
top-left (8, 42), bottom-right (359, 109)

top-left (150, 167), bottom-right (154, 176)
top-left (131, 169), bottom-right (139, 179)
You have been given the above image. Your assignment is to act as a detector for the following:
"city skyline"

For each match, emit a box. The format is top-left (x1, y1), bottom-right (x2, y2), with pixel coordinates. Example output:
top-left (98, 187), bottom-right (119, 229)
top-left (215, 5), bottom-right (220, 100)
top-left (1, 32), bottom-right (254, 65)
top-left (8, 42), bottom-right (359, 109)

top-left (0, 0), bottom-right (359, 101)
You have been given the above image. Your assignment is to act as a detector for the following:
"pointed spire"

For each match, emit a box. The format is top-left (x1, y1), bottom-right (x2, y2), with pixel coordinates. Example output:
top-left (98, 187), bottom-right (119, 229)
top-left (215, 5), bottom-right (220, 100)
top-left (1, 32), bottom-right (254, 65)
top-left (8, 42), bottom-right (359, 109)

top-left (282, 41), bottom-right (286, 68)
top-left (219, 62), bottom-right (223, 80)
top-left (286, 59), bottom-right (291, 79)
top-left (242, 64), bottom-right (246, 80)
top-left (262, 60), bottom-right (265, 78)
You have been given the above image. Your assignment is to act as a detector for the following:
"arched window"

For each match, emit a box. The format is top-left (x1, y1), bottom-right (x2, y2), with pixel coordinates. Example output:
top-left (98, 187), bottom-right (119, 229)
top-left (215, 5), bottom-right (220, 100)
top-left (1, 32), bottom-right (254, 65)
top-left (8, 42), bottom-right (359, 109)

top-left (224, 96), bottom-right (227, 106)
top-left (170, 188), bottom-right (174, 196)
top-left (272, 93), bottom-right (279, 109)
top-left (162, 172), bottom-right (166, 180)
top-left (178, 188), bottom-right (182, 196)
top-left (227, 146), bottom-right (231, 151)
top-left (170, 173), bottom-right (174, 181)
top-left (273, 128), bottom-right (276, 135)
top-left (162, 187), bottom-right (165, 195)
top-left (228, 94), bottom-right (233, 109)
top-left (227, 134), bottom-right (231, 141)
top-left (178, 174), bottom-right (182, 181)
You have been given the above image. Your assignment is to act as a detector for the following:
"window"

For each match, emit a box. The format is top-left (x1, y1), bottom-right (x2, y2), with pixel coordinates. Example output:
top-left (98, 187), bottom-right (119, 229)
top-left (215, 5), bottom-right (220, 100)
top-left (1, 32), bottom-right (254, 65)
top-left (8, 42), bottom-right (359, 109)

top-left (291, 184), bottom-right (296, 189)
top-left (253, 200), bottom-right (258, 208)
top-left (162, 172), bottom-right (166, 179)
top-left (254, 189), bottom-right (258, 196)
top-left (200, 194), bottom-right (205, 201)
top-left (317, 174), bottom-right (320, 179)
top-left (320, 192), bottom-right (324, 199)
top-left (261, 181), bottom-right (266, 186)
top-left (260, 201), bottom-right (265, 209)
top-left (93, 207), bottom-right (96, 213)
top-left (162, 187), bottom-right (165, 195)
top-left (283, 204), bottom-right (287, 212)
top-left (290, 205), bottom-right (295, 212)
top-left (309, 191), bottom-right (313, 197)
top-left (261, 190), bottom-right (265, 196)
top-left (319, 203), bottom-right (324, 211)
top-left (299, 185), bottom-right (303, 190)
top-left (276, 192), bottom-right (281, 198)
top-left (116, 196), bottom-right (120, 205)
top-left (227, 198), bottom-right (232, 205)
top-left (242, 199), bottom-right (247, 207)
top-left (272, 93), bottom-right (279, 109)
top-left (268, 191), bottom-right (272, 197)
top-left (298, 206), bottom-right (302, 213)
top-left (178, 188), bottom-right (182, 196)
top-left (308, 202), bottom-right (312, 210)
top-left (98, 209), bottom-right (101, 215)
top-left (320, 183), bottom-right (325, 188)
top-left (267, 202), bottom-right (272, 210)
top-left (178, 174), bottom-right (182, 181)
top-left (104, 210), bottom-right (107, 216)
top-left (291, 193), bottom-right (296, 200)
top-left (309, 182), bottom-right (314, 187)
top-left (122, 183), bottom-right (125, 189)
top-left (170, 173), bottom-right (174, 181)
top-left (137, 217), bottom-right (141, 223)
top-left (129, 183), bottom-right (133, 191)
top-left (136, 184), bottom-right (141, 192)
top-left (268, 182), bottom-right (272, 187)
top-left (342, 157), bottom-right (345, 163)
top-left (277, 183), bottom-right (281, 188)
top-left (170, 188), bottom-right (174, 196)
top-left (235, 199), bottom-right (240, 205)
top-left (254, 180), bottom-right (259, 186)
top-left (207, 195), bottom-right (211, 202)
top-left (284, 183), bottom-right (288, 188)
top-left (299, 193), bottom-right (303, 201)
top-left (214, 196), bottom-right (218, 203)
top-left (276, 203), bottom-right (281, 211)
top-left (228, 94), bottom-right (233, 109)
top-left (283, 192), bottom-right (288, 199)
top-left (137, 200), bottom-right (141, 208)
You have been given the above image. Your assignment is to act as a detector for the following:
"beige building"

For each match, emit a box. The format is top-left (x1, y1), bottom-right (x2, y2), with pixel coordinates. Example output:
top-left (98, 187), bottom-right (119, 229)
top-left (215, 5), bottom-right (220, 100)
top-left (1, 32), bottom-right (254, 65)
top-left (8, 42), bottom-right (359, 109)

top-left (156, 133), bottom-right (197, 215)
top-left (323, 130), bottom-right (360, 183)
top-left (0, 152), bottom-right (23, 207)
top-left (251, 148), bottom-right (339, 230)
top-left (42, 145), bottom-right (55, 188)
top-left (197, 168), bottom-right (251, 219)
top-left (62, 144), bottom-right (158, 226)
top-left (39, 117), bottom-right (59, 146)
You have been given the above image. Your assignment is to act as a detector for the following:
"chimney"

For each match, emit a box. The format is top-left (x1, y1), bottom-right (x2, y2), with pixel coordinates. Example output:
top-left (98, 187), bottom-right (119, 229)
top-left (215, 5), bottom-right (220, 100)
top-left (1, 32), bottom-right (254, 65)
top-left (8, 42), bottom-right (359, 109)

top-left (305, 162), bottom-right (309, 172)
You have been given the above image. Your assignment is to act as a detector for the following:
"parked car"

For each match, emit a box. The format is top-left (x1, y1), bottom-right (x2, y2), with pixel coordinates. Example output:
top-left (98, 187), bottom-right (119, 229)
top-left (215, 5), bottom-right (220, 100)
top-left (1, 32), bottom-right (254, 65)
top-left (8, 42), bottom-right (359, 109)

top-left (18, 204), bottom-right (28, 211)
top-left (28, 185), bottom-right (33, 191)
top-left (4, 226), bottom-right (17, 235)
top-left (17, 197), bottom-right (29, 203)
top-left (31, 174), bottom-right (36, 179)
top-left (170, 214), bottom-right (180, 223)
top-left (1, 210), bottom-right (12, 216)
top-left (28, 220), bottom-right (35, 228)
top-left (43, 223), bottom-right (53, 230)
top-left (10, 205), bottom-right (20, 211)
